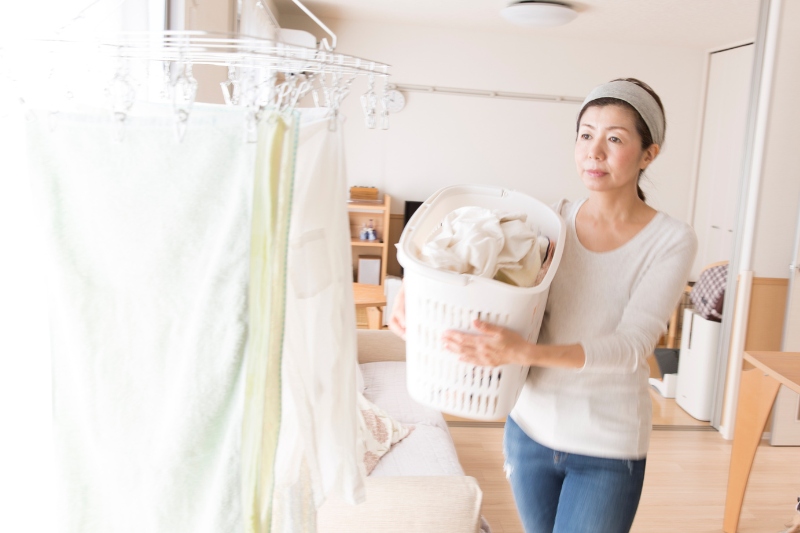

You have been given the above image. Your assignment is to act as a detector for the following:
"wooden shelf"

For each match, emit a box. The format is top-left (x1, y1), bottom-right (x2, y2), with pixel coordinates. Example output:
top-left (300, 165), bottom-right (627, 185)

top-left (348, 194), bottom-right (391, 286)
top-left (347, 200), bottom-right (386, 210)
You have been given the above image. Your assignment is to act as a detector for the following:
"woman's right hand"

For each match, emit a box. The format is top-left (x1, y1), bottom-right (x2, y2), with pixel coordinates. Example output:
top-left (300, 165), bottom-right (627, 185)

top-left (388, 283), bottom-right (406, 340)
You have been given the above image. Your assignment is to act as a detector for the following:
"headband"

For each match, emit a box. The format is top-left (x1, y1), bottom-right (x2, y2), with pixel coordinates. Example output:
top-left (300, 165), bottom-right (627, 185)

top-left (579, 80), bottom-right (665, 146)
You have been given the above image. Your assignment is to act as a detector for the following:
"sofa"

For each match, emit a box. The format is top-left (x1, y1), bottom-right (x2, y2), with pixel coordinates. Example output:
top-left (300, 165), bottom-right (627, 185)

top-left (318, 329), bottom-right (486, 533)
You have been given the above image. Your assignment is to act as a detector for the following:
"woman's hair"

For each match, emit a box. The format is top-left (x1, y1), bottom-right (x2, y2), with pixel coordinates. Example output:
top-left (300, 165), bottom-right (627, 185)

top-left (576, 78), bottom-right (665, 202)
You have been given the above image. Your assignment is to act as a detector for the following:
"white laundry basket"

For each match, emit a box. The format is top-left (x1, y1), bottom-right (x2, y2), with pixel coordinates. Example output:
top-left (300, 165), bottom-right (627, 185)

top-left (396, 185), bottom-right (566, 421)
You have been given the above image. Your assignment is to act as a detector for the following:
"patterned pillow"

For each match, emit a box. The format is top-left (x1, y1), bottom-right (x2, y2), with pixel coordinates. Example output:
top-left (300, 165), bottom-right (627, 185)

top-left (690, 264), bottom-right (728, 322)
top-left (356, 392), bottom-right (414, 475)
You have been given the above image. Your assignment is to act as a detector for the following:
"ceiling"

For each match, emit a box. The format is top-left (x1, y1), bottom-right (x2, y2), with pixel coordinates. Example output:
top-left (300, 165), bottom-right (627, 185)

top-left (273, 0), bottom-right (761, 50)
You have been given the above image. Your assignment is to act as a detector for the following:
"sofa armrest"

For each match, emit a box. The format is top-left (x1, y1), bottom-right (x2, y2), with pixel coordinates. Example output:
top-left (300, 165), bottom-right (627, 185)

top-left (357, 329), bottom-right (406, 364)
top-left (317, 476), bottom-right (483, 533)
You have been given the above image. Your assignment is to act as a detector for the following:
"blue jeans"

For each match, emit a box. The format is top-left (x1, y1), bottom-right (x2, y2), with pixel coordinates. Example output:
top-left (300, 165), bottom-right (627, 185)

top-left (504, 417), bottom-right (646, 533)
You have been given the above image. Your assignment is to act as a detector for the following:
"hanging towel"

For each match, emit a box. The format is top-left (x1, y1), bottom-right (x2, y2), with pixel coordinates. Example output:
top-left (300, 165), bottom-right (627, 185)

top-left (421, 206), bottom-right (542, 284)
top-left (269, 109), bottom-right (363, 533)
top-left (27, 104), bottom-right (254, 533)
top-left (241, 110), bottom-right (298, 533)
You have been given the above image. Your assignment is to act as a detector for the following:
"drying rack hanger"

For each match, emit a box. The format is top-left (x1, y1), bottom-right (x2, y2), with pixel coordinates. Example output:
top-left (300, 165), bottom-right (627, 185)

top-left (33, 0), bottom-right (387, 74)
top-left (3, 0), bottom-right (393, 140)
top-left (30, 30), bottom-right (390, 78)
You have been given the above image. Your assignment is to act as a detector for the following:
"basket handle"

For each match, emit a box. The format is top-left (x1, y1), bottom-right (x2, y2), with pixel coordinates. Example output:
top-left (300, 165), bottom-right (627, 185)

top-left (406, 259), bottom-right (471, 286)
top-left (405, 200), bottom-right (429, 228)
top-left (399, 185), bottom-right (507, 248)
top-left (397, 201), bottom-right (429, 250)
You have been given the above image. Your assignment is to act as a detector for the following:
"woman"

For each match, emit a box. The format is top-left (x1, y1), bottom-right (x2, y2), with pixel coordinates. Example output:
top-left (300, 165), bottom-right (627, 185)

top-left (390, 78), bottom-right (697, 533)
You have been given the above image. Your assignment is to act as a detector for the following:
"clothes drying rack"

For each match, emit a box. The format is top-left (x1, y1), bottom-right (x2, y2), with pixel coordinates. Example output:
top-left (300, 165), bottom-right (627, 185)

top-left (0, 0), bottom-right (392, 139)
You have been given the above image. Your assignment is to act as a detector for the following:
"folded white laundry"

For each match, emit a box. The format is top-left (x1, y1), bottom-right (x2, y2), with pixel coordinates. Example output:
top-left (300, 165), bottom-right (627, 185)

top-left (420, 206), bottom-right (541, 284)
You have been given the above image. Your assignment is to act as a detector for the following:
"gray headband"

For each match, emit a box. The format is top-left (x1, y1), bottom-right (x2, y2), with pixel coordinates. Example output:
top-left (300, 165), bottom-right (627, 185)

top-left (579, 80), bottom-right (665, 146)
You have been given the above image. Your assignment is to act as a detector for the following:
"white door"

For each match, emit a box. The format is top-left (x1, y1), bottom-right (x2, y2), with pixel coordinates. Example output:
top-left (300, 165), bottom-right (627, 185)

top-left (770, 209), bottom-right (800, 445)
top-left (691, 44), bottom-right (754, 279)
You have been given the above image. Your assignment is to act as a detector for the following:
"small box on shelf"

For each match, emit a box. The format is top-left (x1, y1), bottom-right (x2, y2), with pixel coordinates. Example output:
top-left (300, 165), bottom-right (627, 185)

top-left (349, 186), bottom-right (379, 202)
top-left (357, 256), bottom-right (381, 285)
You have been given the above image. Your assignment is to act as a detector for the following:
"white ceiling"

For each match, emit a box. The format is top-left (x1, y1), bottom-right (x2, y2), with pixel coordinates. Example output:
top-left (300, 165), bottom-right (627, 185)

top-left (274, 0), bottom-right (761, 50)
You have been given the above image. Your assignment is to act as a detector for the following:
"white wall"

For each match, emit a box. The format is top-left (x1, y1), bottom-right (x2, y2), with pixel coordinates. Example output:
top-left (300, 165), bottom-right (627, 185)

top-left (283, 15), bottom-right (707, 220)
top-left (752, 2), bottom-right (800, 279)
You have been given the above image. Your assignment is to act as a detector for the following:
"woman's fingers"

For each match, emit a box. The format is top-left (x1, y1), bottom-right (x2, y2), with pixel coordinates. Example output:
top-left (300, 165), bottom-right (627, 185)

top-left (443, 329), bottom-right (500, 366)
top-left (388, 283), bottom-right (407, 339)
top-left (388, 322), bottom-right (404, 339)
top-left (388, 315), bottom-right (405, 339)
top-left (442, 322), bottom-right (530, 367)
top-left (472, 319), bottom-right (502, 335)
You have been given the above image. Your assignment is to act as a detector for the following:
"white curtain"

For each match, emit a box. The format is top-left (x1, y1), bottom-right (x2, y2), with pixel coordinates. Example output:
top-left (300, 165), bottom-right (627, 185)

top-left (1, 4), bottom-right (165, 529)
top-left (0, 87), bottom-right (57, 533)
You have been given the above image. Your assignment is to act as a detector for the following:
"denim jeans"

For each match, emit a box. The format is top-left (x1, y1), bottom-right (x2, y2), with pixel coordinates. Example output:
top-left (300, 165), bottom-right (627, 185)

top-left (504, 417), bottom-right (646, 533)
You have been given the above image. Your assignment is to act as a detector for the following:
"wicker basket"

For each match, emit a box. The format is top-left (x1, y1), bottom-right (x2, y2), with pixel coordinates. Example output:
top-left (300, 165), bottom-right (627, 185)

top-left (396, 185), bottom-right (565, 420)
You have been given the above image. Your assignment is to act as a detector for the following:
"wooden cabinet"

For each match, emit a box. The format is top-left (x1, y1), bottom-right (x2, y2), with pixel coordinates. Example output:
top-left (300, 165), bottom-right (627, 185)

top-left (348, 194), bottom-right (391, 286)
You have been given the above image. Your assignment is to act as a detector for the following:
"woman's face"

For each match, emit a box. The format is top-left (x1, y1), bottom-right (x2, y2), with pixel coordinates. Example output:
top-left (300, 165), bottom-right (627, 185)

top-left (574, 104), bottom-right (656, 197)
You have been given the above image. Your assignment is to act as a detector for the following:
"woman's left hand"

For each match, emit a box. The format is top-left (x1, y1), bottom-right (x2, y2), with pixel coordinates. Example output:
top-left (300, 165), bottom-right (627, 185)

top-left (442, 320), bottom-right (533, 367)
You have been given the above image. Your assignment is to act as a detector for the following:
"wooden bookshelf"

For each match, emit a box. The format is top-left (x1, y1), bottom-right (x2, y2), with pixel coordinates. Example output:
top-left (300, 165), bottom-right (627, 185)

top-left (348, 194), bottom-right (391, 286)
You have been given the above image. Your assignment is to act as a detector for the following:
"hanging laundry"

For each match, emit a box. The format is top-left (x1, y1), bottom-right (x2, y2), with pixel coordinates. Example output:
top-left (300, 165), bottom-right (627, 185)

top-left (263, 109), bottom-right (364, 533)
top-left (420, 206), bottom-right (548, 287)
top-left (241, 110), bottom-right (298, 533)
top-left (29, 103), bottom-right (365, 533)
top-left (28, 103), bottom-right (255, 533)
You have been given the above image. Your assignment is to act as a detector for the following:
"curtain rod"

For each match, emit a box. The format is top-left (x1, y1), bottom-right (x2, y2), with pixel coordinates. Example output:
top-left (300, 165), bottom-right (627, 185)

top-left (387, 83), bottom-right (583, 104)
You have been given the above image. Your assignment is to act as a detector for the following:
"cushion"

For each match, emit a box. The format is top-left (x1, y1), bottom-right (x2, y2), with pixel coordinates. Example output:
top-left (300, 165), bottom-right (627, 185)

top-left (357, 392), bottom-right (413, 476)
top-left (356, 330), bottom-right (407, 363)
top-left (369, 424), bottom-right (464, 477)
top-left (317, 477), bottom-right (483, 533)
top-left (690, 264), bottom-right (727, 322)
top-left (360, 361), bottom-right (448, 431)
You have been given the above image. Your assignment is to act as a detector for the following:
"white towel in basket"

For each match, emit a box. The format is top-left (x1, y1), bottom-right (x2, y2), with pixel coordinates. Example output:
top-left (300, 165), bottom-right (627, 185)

top-left (420, 206), bottom-right (541, 283)
top-left (495, 235), bottom-right (550, 288)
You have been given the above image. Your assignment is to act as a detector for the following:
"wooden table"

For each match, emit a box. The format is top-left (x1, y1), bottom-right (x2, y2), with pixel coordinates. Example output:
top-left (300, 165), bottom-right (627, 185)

top-left (353, 282), bottom-right (387, 330)
top-left (723, 351), bottom-right (800, 532)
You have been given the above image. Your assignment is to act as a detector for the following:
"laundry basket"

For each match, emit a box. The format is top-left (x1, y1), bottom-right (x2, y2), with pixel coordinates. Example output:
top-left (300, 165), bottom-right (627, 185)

top-left (396, 185), bottom-right (566, 421)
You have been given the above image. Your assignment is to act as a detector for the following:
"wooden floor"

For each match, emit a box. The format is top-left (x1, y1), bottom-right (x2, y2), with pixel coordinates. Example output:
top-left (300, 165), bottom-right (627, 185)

top-left (649, 387), bottom-right (710, 427)
top-left (450, 425), bottom-right (800, 533)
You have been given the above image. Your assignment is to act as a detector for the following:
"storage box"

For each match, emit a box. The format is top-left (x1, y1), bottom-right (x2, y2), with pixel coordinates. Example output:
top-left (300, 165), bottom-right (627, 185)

top-left (396, 185), bottom-right (566, 421)
top-left (357, 256), bottom-right (381, 285)
top-left (349, 186), bottom-right (379, 201)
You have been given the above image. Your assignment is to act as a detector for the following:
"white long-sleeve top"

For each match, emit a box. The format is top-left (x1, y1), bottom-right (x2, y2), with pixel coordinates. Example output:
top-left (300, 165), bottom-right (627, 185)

top-left (510, 198), bottom-right (697, 460)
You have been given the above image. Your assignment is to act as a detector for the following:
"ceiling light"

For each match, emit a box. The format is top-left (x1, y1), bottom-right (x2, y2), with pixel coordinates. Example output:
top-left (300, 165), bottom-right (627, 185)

top-left (500, 1), bottom-right (578, 27)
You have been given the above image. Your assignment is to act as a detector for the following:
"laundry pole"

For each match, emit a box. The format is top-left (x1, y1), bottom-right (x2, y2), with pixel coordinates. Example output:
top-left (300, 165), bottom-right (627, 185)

top-left (714, 0), bottom-right (783, 439)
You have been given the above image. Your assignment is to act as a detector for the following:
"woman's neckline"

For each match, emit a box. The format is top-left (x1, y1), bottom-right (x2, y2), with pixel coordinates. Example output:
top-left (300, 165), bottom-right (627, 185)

top-left (571, 198), bottom-right (662, 255)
